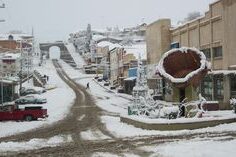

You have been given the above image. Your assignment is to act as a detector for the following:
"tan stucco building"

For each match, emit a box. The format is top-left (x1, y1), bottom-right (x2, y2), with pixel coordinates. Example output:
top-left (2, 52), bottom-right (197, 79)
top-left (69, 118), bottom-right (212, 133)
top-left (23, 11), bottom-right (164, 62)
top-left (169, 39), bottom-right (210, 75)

top-left (146, 0), bottom-right (236, 109)
top-left (109, 47), bottom-right (125, 86)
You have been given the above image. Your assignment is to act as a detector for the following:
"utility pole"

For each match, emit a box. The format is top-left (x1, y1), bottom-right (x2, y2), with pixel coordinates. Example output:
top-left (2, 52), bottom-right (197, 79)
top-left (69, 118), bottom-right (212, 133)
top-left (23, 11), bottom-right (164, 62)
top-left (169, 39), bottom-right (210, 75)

top-left (19, 41), bottom-right (23, 96)
top-left (1, 57), bottom-right (3, 106)
top-left (1, 2), bottom-right (5, 106)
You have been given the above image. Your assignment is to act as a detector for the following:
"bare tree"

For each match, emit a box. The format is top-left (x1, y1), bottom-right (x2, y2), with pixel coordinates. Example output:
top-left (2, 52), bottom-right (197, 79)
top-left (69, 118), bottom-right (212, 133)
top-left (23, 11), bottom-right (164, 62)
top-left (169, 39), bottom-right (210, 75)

top-left (185, 11), bottom-right (201, 21)
top-left (177, 11), bottom-right (201, 25)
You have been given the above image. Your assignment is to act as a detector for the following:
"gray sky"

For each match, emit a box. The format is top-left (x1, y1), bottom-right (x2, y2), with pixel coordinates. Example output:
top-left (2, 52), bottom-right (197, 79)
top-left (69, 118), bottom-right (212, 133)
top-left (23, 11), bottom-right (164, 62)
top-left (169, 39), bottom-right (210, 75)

top-left (0, 0), bottom-right (216, 42)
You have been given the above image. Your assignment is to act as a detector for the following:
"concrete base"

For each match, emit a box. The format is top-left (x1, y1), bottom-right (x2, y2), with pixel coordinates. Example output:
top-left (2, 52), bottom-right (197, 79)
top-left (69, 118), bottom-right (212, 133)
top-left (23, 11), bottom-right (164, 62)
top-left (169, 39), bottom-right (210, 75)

top-left (120, 115), bottom-right (236, 131)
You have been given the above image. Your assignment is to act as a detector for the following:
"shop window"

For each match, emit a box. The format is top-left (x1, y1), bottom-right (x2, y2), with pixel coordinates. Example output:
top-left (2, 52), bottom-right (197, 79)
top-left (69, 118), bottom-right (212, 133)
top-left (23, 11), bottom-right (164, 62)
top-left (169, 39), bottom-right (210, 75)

top-left (201, 48), bottom-right (211, 60)
top-left (201, 77), bottom-right (213, 100)
top-left (214, 76), bottom-right (224, 99)
top-left (213, 46), bottom-right (222, 58)
top-left (156, 79), bottom-right (163, 94)
top-left (231, 76), bottom-right (236, 97)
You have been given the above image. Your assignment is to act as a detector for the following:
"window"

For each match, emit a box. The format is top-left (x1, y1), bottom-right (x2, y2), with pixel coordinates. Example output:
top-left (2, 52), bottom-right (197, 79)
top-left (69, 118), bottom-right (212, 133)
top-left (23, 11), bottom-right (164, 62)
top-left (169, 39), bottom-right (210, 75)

top-left (170, 42), bottom-right (180, 49)
top-left (213, 46), bottom-right (222, 58)
top-left (231, 76), bottom-right (236, 97)
top-left (214, 76), bottom-right (224, 99)
top-left (156, 79), bottom-right (163, 94)
top-left (201, 77), bottom-right (213, 100)
top-left (201, 48), bottom-right (211, 59)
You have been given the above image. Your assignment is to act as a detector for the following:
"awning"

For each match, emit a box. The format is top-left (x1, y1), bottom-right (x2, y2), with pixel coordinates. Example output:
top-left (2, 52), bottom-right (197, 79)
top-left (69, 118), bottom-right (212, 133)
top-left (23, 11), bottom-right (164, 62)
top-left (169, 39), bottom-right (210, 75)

top-left (208, 70), bottom-right (236, 75)
top-left (124, 77), bottom-right (136, 81)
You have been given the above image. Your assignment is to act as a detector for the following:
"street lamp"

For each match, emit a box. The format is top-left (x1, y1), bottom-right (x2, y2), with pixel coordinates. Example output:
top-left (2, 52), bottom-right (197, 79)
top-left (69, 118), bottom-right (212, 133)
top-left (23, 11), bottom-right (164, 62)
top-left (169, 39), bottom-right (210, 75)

top-left (1, 57), bottom-right (3, 106)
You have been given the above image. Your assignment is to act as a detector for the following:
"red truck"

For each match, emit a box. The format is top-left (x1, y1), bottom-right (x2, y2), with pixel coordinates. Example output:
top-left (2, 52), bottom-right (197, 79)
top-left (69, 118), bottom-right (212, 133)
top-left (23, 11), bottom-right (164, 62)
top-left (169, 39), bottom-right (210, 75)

top-left (0, 105), bottom-right (48, 121)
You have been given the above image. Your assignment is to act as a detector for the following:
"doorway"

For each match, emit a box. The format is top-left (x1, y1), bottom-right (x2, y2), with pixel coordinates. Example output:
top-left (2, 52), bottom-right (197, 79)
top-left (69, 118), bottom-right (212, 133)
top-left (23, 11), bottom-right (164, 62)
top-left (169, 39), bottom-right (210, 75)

top-left (179, 88), bottom-right (186, 102)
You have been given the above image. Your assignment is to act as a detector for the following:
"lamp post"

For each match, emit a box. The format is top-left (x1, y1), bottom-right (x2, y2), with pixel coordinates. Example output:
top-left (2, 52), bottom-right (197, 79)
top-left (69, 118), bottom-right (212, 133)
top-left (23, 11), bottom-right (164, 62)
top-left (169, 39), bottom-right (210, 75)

top-left (1, 58), bottom-right (3, 106)
top-left (19, 41), bottom-right (23, 96)
top-left (0, 3), bottom-right (5, 23)
top-left (1, 2), bottom-right (5, 105)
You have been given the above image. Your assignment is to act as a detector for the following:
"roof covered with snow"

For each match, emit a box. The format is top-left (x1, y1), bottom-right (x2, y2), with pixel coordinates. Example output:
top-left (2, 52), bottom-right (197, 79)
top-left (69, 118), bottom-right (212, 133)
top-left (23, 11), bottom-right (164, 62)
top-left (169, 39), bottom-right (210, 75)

top-left (0, 53), bottom-right (21, 60)
top-left (92, 34), bottom-right (106, 41)
top-left (124, 43), bottom-right (147, 60)
top-left (97, 41), bottom-right (122, 51)
top-left (0, 33), bottom-right (33, 41)
top-left (209, 70), bottom-right (236, 75)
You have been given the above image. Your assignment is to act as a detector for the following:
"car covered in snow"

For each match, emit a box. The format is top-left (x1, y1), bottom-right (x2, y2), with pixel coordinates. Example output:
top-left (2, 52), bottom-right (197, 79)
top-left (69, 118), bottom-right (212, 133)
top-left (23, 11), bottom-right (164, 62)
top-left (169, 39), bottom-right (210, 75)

top-left (15, 95), bottom-right (47, 104)
top-left (20, 87), bottom-right (46, 96)
top-left (0, 105), bottom-right (48, 121)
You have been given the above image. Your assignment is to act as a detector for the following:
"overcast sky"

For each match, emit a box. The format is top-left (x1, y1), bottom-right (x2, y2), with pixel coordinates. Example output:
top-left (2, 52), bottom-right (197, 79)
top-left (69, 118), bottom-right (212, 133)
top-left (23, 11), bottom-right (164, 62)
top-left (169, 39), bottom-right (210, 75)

top-left (0, 0), bottom-right (216, 42)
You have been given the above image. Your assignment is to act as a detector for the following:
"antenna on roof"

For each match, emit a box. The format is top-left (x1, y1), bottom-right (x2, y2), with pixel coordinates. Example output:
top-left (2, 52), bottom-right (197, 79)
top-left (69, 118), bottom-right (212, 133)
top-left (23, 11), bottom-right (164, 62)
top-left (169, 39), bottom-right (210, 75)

top-left (0, 3), bottom-right (5, 23)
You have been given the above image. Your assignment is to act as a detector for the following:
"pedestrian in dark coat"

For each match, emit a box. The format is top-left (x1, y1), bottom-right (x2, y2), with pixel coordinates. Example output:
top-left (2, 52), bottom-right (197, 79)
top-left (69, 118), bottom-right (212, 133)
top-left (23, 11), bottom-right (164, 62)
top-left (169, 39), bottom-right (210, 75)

top-left (86, 82), bottom-right (90, 89)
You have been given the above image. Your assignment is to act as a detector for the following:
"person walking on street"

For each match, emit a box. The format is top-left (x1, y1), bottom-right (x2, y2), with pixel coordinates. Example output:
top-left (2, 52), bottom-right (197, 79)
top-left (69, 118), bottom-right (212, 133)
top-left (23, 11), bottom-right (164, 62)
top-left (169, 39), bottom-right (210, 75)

top-left (86, 82), bottom-right (90, 89)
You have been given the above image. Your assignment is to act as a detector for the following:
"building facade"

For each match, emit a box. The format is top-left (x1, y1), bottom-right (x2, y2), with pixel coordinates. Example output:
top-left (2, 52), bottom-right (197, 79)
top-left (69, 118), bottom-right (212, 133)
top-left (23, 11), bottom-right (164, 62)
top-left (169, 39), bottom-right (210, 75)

top-left (109, 47), bottom-right (125, 86)
top-left (146, 0), bottom-right (236, 109)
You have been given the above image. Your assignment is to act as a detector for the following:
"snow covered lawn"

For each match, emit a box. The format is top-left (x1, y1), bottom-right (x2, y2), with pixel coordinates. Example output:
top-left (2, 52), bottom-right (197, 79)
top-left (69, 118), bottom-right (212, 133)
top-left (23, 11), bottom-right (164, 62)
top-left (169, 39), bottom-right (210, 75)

top-left (0, 60), bottom-right (75, 138)
top-left (101, 115), bottom-right (236, 138)
top-left (121, 111), bottom-right (236, 124)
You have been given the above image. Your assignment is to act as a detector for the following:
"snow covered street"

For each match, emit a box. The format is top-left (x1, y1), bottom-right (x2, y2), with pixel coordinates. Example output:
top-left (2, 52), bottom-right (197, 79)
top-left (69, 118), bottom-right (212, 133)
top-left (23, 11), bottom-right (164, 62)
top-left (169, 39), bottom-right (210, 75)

top-left (0, 59), bottom-right (75, 138)
top-left (1, 44), bottom-right (236, 157)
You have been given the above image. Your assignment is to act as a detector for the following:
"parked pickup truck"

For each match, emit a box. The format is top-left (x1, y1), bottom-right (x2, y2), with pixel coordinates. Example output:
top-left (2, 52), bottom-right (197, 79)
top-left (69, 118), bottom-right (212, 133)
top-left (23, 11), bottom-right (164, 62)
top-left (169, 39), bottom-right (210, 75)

top-left (0, 105), bottom-right (48, 121)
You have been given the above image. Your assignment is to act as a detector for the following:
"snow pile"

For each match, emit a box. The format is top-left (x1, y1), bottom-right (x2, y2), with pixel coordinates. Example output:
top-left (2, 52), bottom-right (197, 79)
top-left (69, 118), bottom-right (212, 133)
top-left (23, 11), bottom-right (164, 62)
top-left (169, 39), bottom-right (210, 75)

top-left (157, 47), bottom-right (209, 84)
top-left (230, 98), bottom-right (236, 105)
top-left (0, 135), bottom-right (72, 153)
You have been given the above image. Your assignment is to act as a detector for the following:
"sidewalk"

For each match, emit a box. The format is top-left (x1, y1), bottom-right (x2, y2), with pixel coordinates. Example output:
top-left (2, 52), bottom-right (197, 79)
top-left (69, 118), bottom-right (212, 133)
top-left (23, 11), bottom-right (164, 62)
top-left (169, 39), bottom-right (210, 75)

top-left (92, 79), bottom-right (133, 101)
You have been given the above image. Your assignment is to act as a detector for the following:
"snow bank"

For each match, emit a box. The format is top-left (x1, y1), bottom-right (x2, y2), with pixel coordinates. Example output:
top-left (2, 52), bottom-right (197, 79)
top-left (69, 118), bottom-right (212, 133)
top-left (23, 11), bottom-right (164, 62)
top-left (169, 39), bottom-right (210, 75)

top-left (121, 112), bottom-right (236, 124)
top-left (101, 115), bottom-right (236, 138)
